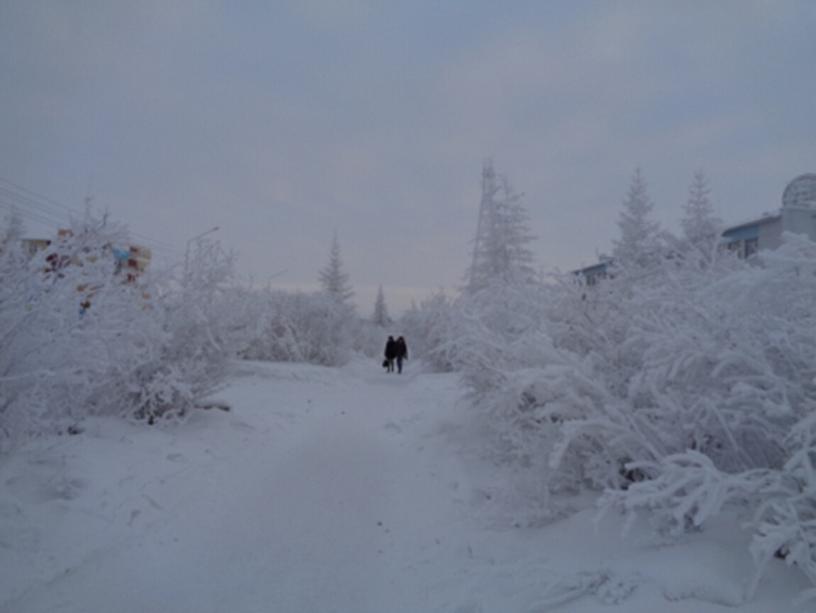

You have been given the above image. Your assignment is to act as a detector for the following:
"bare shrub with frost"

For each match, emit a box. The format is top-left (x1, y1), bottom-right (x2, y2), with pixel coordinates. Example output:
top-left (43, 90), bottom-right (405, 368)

top-left (157, 237), bottom-right (243, 413)
top-left (0, 212), bottom-right (240, 450)
top-left (1, 214), bottom-right (155, 446)
top-left (449, 174), bottom-right (816, 596)
top-left (588, 234), bottom-right (816, 600)
top-left (399, 290), bottom-right (457, 372)
top-left (471, 231), bottom-right (816, 596)
top-left (237, 289), bottom-right (355, 366)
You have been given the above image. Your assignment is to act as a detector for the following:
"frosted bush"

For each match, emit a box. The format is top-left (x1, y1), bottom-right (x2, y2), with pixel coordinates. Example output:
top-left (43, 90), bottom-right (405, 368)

top-left (0, 213), bottom-right (240, 450)
top-left (160, 237), bottom-right (242, 402)
top-left (353, 318), bottom-right (390, 359)
top-left (449, 226), bottom-right (816, 596)
top-left (399, 290), bottom-right (457, 372)
top-left (237, 289), bottom-right (355, 367)
top-left (553, 234), bottom-right (816, 596)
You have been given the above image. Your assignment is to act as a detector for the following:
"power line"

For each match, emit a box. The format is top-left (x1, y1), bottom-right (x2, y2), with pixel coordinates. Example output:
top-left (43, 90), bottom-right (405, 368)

top-left (0, 177), bottom-right (184, 256)
top-left (0, 199), bottom-right (179, 259)
top-left (0, 199), bottom-right (65, 229)
top-left (0, 198), bottom-right (181, 259)
top-left (0, 176), bottom-right (181, 250)
top-left (0, 177), bottom-right (83, 221)
top-left (0, 186), bottom-right (73, 225)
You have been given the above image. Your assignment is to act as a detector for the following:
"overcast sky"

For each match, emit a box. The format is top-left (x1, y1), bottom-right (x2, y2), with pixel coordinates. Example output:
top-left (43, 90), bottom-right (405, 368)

top-left (1, 1), bottom-right (814, 312)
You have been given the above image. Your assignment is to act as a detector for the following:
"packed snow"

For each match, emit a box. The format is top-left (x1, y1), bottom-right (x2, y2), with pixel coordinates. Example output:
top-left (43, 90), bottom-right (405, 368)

top-left (1, 359), bottom-right (808, 612)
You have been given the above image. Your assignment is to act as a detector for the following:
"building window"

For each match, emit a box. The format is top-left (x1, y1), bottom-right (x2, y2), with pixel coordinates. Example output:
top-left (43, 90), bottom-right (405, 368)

top-left (726, 240), bottom-right (743, 256)
top-left (744, 237), bottom-right (759, 258)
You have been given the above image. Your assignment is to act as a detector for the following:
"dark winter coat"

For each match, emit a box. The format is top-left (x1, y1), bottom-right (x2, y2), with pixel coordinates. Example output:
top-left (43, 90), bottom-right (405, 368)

top-left (384, 337), bottom-right (398, 360)
top-left (395, 337), bottom-right (408, 360)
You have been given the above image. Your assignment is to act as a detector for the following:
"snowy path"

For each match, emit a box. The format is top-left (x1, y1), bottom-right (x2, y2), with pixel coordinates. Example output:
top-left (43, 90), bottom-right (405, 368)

top-left (0, 360), bottom-right (809, 612)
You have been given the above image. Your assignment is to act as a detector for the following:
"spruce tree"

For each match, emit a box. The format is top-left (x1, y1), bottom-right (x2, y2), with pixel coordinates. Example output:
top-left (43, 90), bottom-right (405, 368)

top-left (681, 169), bottom-right (722, 258)
top-left (372, 284), bottom-right (391, 326)
top-left (318, 232), bottom-right (354, 305)
top-left (612, 168), bottom-right (662, 269)
top-left (0, 206), bottom-right (24, 254)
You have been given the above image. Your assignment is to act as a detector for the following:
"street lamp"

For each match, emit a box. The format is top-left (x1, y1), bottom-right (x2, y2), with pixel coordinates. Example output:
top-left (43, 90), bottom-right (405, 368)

top-left (184, 226), bottom-right (219, 284)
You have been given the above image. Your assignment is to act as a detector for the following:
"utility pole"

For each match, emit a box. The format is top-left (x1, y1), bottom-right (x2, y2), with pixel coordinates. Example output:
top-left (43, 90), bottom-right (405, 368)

top-left (184, 226), bottom-right (219, 286)
top-left (468, 159), bottom-right (496, 291)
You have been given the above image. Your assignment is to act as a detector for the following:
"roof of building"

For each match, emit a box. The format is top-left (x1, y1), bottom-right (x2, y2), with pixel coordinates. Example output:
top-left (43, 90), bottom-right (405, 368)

top-left (573, 259), bottom-right (612, 275)
top-left (721, 212), bottom-right (782, 236)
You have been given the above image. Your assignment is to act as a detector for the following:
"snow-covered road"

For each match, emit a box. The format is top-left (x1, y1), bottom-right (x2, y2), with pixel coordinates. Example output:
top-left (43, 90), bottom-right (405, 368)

top-left (0, 360), bottom-right (809, 612)
top-left (1, 360), bottom-right (482, 613)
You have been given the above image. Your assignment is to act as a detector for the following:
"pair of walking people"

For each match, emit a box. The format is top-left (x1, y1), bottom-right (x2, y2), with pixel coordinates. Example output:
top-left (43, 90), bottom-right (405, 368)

top-left (384, 335), bottom-right (408, 374)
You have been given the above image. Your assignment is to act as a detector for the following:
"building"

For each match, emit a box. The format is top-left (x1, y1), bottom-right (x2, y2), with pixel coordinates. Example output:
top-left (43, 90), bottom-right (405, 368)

top-left (21, 230), bottom-right (151, 282)
top-left (574, 173), bottom-right (816, 280)
top-left (112, 244), bottom-right (152, 283)
top-left (721, 173), bottom-right (816, 258)
top-left (21, 237), bottom-right (51, 257)
top-left (573, 256), bottom-right (613, 286)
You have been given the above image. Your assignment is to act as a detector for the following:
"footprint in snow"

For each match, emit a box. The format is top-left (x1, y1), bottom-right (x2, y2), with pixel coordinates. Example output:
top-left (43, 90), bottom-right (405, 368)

top-left (5, 474), bottom-right (85, 503)
top-left (229, 420), bottom-right (255, 432)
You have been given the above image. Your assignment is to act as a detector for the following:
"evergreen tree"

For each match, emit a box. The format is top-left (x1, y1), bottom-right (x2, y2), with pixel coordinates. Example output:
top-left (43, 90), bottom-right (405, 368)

top-left (681, 169), bottom-right (722, 259)
top-left (318, 232), bottom-right (354, 305)
top-left (465, 160), bottom-right (536, 292)
top-left (612, 168), bottom-right (662, 269)
top-left (371, 284), bottom-right (391, 326)
top-left (0, 206), bottom-right (24, 255)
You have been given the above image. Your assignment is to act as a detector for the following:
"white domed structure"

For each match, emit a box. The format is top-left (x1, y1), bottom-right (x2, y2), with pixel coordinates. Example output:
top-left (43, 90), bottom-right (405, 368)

top-left (782, 173), bottom-right (816, 209)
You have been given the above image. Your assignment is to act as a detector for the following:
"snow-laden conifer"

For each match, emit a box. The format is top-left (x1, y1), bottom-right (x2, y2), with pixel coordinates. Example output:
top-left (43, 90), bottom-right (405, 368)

top-left (371, 284), bottom-right (391, 327)
top-left (319, 232), bottom-right (354, 306)
top-left (612, 168), bottom-right (662, 269)
top-left (0, 206), bottom-right (24, 254)
top-left (681, 169), bottom-right (722, 262)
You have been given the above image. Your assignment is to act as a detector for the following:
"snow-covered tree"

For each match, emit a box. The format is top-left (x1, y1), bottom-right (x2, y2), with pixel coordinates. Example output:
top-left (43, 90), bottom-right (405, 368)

top-left (465, 160), bottom-right (536, 293)
top-left (237, 288), bottom-right (354, 366)
top-left (319, 232), bottom-right (354, 306)
top-left (161, 235), bottom-right (242, 411)
top-left (399, 290), bottom-right (456, 372)
top-left (453, 161), bottom-right (544, 426)
top-left (612, 168), bottom-right (663, 269)
top-left (1, 213), bottom-right (153, 445)
top-left (534, 232), bottom-right (816, 597)
top-left (394, 164), bottom-right (816, 599)
top-left (371, 284), bottom-right (391, 326)
top-left (0, 206), bottom-right (24, 254)
top-left (681, 169), bottom-right (722, 261)
top-left (0, 209), bottom-right (241, 450)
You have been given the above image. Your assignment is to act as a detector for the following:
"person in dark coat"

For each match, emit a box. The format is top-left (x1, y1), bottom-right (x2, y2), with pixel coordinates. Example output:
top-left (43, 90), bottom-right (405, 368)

top-left (384, 335), bottom-right (397, 373)
top-left (395, 336), bottom-right (408, 374)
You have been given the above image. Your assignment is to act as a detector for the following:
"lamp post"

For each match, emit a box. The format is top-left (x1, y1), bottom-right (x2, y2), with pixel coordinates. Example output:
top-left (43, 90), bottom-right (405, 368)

top-left (184, 226), bottom-right (219, 285)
